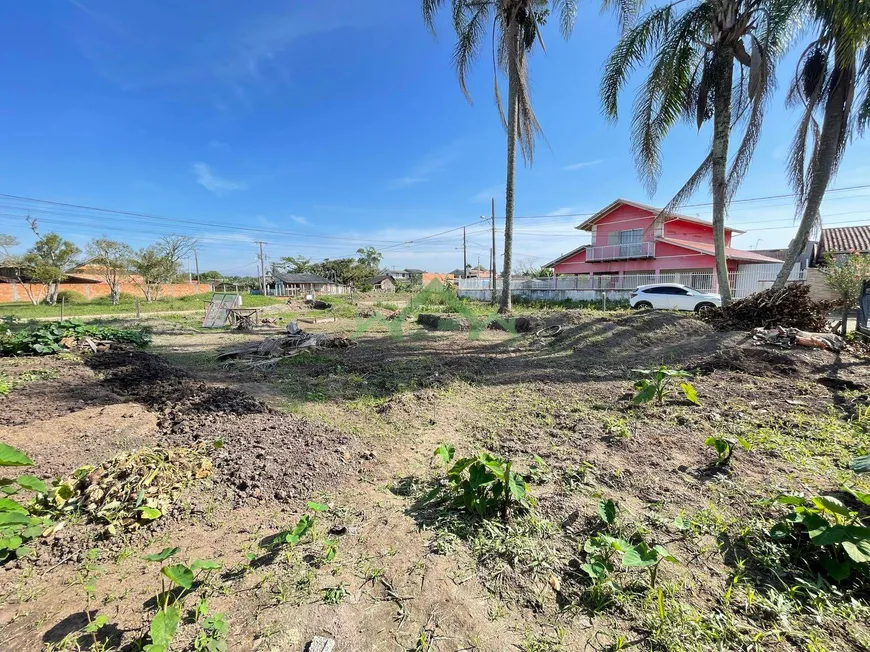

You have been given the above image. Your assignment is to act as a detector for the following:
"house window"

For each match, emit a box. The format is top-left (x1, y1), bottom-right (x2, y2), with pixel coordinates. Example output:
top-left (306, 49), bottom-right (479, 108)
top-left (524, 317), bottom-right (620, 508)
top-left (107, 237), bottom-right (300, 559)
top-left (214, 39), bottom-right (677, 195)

top-left (607, 229), bottom-right (643, 256)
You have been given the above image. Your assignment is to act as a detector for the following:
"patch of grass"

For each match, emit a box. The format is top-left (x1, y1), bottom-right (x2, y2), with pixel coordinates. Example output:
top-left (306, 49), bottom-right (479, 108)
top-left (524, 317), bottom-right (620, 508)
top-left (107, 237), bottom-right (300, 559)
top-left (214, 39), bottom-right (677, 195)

top-left (0, 292), bottom-right (280, 319)
top-left (320, 583), bottom-right (348, 605)
top-left (520, 627), bottom-right (565, 652)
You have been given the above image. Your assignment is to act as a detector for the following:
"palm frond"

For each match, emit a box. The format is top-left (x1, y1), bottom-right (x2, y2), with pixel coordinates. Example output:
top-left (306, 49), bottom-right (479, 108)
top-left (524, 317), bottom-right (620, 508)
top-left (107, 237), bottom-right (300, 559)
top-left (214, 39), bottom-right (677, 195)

top-left (600, 4), bottom-right (675, 120)
top-left (727, 37), bottom-right (777, 199)
top-left (600, 0), bottom-right (643, 33)
top-left (453, 2), bottom-right (492, 102)
top-left (857, 51), bottom-right (870, 134)
top-left (552, 0), bottom-right (579, 39)
top-left (628, 10), bottom-right (705, 192)
top-left (660, 152), bottom-right (713, 221)
top-left (423, 0), bottom-right (447, 34)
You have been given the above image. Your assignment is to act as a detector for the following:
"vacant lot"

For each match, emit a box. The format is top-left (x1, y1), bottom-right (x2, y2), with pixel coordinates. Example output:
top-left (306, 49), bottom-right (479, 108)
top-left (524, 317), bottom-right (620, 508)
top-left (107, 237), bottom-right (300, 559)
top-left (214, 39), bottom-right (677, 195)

top-left (1, 304), bottom-right (869, 651)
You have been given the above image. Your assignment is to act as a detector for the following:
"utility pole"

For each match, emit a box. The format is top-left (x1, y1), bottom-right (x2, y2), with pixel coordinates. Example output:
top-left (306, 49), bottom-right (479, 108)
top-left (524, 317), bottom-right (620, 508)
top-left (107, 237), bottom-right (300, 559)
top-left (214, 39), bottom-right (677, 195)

top-left (491, 198), bottom-right (497, 302)
top-left (462, 227), bottom-right (467, 279)
top-left (255, 241), bottom-right (267, 295)
top-left (194, 249), bottom-right (200, 282)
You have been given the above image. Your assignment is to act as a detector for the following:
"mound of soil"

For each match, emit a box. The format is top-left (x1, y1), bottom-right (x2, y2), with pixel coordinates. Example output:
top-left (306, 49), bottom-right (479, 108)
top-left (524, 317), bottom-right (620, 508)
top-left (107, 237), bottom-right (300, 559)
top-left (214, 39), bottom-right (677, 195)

top-left (689, 345), bottom-right (814, 377)
top-left (0, 358), bottom-right (120, 427)
top-left (85, 351), bottom-right (364, 505)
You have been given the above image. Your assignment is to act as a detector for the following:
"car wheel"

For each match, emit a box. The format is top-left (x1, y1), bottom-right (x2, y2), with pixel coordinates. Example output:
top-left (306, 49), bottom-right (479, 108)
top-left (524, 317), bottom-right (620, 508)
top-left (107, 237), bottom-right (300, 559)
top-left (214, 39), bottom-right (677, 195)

top-left (634, 301), bottom-right (653, 311)
top-left (695, 302), bottom-right (716, 314)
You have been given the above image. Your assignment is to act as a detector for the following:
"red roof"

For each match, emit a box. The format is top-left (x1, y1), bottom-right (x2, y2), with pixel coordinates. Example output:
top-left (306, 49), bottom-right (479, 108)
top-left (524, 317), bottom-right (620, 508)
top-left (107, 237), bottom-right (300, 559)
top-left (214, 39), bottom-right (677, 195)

top-left (657, 237), bottom-right (783, 263)
top-left (819, 226), bottom-right (870, 255)
top-left (576, 198), bottom-right (745, 234)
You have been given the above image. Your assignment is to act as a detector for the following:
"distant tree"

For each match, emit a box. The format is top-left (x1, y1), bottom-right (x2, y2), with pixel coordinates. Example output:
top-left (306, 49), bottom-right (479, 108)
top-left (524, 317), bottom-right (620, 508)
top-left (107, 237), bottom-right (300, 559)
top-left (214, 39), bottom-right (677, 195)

top-left (157, 235), bottom-right (197, 273)
top-left (517, 260), bottom-right (553, 277)
top-left (129, 245), bottom-right (177, 302)
top-left (821, 252), bottom-right (870, 335)
top-left (199, 270), bottom-right (223, 281)
top-left (22, 233), bottom-right (81, 305)
top-left (356, 247), bottom-right (383, 270)
top-left (0, 234), bottom-right (17, 261)
top-left (274, 256), bottom-right (315, 274)
top-left (313, 258), bottom-right (373, 286)
top-left (86, 238), bottom-right (133, 305)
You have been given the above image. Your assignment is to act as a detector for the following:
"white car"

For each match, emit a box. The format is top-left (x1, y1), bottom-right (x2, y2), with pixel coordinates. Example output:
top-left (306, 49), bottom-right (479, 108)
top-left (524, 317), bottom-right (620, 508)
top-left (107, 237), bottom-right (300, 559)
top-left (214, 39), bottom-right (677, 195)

top-left (629, 283), bottom-right (721, 313)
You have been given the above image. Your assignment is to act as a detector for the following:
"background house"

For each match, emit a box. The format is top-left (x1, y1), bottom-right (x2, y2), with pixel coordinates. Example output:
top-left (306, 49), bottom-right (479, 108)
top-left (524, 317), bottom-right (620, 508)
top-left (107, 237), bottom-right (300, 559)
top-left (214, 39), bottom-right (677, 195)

top-left (364, 274), bottom-right (397, 292)
top-left (268, 272), bottom-right (349, 297)
top-left (545, 199), bottom-right (785, 291)
top-left (805, 225), bottom-right (870, 302)
top-left (815, 226), bottom-right (870, 263)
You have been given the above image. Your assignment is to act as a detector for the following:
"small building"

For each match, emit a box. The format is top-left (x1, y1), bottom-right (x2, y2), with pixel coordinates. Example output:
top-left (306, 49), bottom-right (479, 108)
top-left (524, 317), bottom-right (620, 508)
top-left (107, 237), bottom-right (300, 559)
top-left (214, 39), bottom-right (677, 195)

top-left (268, 272), bottom-right (349, 297)
top-left (383, 268), bottom-right (424, 284)
top-left (364, 275), bottom-right (397, 292)
top-left (816, 226), bottom-right (870, 264)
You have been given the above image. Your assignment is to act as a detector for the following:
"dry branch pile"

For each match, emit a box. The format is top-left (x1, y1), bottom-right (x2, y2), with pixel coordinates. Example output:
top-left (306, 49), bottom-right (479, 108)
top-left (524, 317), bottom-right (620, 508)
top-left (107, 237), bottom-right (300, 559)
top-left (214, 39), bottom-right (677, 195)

top-left (38, 447), bottom-right (212, 535)
top-left (216, 322), bottom-right (355, 364)
top-left (699, 284), bottom-right (832, 332)
top-left (752, 326), bottom-right (844, 352)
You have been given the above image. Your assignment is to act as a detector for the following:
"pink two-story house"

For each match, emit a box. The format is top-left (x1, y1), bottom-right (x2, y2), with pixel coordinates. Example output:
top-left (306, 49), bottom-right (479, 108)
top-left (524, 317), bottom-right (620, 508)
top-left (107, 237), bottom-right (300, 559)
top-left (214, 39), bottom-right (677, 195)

top-left (545, 199), bottom-right (780, 288)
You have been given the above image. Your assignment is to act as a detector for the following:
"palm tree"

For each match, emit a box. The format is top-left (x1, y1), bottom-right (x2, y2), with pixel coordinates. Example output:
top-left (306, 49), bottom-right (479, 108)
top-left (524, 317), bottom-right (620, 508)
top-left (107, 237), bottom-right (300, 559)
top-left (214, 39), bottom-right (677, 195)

top-left (772, 0), bottom-right (870, 289)
top-left (601, 0), bottom-right (797, 305)
top-left (423, 0), bottom-right (636, 313)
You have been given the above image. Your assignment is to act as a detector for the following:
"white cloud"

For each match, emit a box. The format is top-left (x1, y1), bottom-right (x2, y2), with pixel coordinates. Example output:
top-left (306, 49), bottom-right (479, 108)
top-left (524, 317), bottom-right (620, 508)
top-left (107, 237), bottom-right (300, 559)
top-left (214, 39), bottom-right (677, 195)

top-left (388, 139), bottom-right (464, 189)
top-left (290, 215), bottom-right (309, 225)
top-left (563, 159), bottom-right (603, 171)
top-left (388, 176), bottom-right (428, 189)
top-left (546, 206), bottom-right (579, 217)
top-left (193, 163), bottom-right (248, 196)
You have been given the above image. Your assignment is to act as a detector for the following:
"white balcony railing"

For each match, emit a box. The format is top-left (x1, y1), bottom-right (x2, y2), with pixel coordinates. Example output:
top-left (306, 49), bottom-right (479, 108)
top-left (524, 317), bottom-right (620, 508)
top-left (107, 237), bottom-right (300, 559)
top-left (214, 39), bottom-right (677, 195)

top-left (586, 241), bottom-right (655, 262)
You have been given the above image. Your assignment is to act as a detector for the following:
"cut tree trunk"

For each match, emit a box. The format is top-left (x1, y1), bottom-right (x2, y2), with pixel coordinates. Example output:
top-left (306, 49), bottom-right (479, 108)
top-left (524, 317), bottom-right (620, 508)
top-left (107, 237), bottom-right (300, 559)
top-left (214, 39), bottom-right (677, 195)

top-left (773, 53), bottom-right (854, 290)
top-left (711, 51), bottom-right (735, 305)
top-left (499, 25), bottom-right (519, 315)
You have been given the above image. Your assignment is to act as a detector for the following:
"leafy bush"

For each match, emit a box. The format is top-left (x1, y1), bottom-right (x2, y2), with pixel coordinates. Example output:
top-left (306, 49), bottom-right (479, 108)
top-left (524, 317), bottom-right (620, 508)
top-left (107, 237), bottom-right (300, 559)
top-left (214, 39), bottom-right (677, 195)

top-left (0, 319), bottom-right (151, 355)
top-left (55, 290), bottom-right (86, 304)
top-left (632, 366), bottom-right (699, 405)
top-left (432, 444), bottom-right (533, 518)
top-left (0, 442), bottom-right (53, 563)
top-left (770, 492), bottom-right (870, 581)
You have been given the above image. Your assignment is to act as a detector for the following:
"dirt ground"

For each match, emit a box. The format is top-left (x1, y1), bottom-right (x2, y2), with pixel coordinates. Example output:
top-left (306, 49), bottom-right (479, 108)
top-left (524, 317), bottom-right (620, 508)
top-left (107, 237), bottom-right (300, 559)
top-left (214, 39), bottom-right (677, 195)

top-left (1, 307), bottom-right (869, 651)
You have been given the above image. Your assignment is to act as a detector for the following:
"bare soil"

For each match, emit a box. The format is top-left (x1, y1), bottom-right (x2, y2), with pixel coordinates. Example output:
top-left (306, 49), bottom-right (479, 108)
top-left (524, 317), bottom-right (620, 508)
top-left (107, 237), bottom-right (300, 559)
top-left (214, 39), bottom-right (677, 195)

top-left (1, 308), bottom-right (869, 651)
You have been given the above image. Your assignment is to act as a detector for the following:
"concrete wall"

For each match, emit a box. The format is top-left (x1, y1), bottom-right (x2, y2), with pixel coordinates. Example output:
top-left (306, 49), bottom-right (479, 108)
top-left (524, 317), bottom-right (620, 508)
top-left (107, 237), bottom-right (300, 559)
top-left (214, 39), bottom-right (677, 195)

top-left (0, 280), bottom-right (212, 303)
top-left (805, 268), bottom-right (839, 302)
top-left (460, 288), bottom-right (632, 303)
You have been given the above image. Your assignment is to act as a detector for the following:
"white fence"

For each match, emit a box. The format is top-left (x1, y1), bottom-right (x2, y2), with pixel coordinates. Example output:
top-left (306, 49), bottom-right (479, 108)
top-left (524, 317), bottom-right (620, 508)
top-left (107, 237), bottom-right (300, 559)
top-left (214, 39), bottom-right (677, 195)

top-left (457, 264), bottom-right (806, 303)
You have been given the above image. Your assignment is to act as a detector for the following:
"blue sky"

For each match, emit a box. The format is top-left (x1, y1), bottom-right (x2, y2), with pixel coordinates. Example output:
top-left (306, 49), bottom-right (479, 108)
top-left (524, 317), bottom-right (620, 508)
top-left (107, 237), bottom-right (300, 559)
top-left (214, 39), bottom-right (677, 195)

top-left (0, 0), bottom-right (868, 275)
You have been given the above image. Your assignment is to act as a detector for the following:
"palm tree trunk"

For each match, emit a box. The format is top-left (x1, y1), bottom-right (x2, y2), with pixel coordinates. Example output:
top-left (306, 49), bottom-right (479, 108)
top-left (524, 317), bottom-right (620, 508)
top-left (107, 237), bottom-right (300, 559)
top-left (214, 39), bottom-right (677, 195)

top-left (711, 52), bottom-right (735, 305)
top-left (499, 34), bottom-right (518, 315)
top-left (773, 57), bottom-right (852, 290)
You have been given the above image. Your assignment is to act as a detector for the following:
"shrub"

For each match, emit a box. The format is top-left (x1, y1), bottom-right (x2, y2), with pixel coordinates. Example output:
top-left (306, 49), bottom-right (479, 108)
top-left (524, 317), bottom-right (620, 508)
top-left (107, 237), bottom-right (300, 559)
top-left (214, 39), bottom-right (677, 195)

top-left (54, 290), bottom-right (86, 304)
top-left (770, 492), bottom-right (870, 581)
top-left (0, 320), bottom-right (151, 356)
top-left (432, 444), bottom-right (533, 518)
